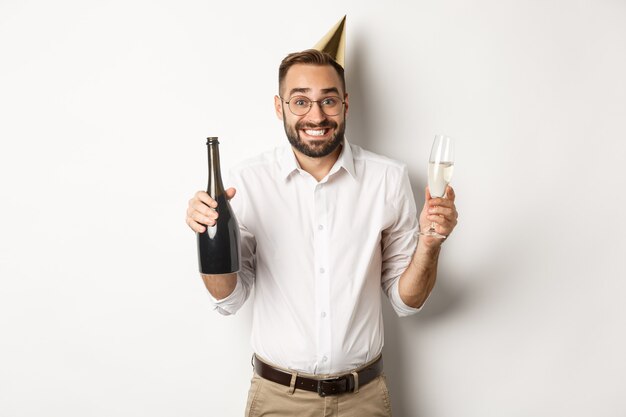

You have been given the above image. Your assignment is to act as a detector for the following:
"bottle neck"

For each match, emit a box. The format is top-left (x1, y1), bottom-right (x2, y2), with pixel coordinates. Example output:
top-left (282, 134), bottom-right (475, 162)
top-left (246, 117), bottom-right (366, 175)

top-left (207, 141), bottom-right (225, 198)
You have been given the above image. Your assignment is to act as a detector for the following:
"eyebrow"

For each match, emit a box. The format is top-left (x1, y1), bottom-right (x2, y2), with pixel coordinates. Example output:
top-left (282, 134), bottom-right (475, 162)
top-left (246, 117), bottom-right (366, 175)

top-left (288, 87), bottom-right (341, 97)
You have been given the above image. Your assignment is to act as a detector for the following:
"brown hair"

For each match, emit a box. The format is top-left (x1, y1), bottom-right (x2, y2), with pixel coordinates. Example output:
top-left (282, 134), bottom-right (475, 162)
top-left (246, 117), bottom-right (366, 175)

top-left (278, 49), bottom-right (346, 96)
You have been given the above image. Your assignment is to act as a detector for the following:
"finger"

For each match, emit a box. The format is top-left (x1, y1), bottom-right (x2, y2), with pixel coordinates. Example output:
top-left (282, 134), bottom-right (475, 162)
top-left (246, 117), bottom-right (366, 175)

top-left (428, 200), bottom-right (456, 213)
top-left (428, 197), bottom-right (454, 207)
top-left (428, 205), bottom-right (457, 218)
top-left (427, 214), bottom-right (457, 228)
top-left (225, 187), bottom-right (237, 200)
top-left (186, 197), bottom-right (219, 223)
top-left (191, 210), bottom-right (218, 226)
top-left (186, 217), bottom-right (207, 233)
top-left (428, 198), bottom-right (456, 213)
top-left (427, 210), bottom-right (458, 231)
top-left (189, 200), bottom-right (214, 219)
top-left (445, 186), bottom-right (455, 202)
top-left (426, 217), bottom-right (456, 237)
top-left (194, 190), bottom-right (217, 209)
top-left (422, 186), bottom-right (432, 212)
top-left (427, 186), bottom-right (456, 207)
top-left (427, 205), bottom-right (458, 222)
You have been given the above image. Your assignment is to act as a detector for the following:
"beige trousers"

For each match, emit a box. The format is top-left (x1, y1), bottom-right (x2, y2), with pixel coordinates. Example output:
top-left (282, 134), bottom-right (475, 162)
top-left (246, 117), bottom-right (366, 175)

top-left (244, 372), bottom-right (393, 417)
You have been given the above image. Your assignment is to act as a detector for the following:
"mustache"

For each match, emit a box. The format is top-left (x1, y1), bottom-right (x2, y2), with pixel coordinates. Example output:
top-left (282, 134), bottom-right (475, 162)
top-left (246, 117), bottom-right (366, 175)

top-left (296, 120), bottom-right (337, 130)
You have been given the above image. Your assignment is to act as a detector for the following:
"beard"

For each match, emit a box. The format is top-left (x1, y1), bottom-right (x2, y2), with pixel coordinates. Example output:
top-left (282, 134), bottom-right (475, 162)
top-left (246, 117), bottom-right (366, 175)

top-left (283, 116), bottom-right (346, 158)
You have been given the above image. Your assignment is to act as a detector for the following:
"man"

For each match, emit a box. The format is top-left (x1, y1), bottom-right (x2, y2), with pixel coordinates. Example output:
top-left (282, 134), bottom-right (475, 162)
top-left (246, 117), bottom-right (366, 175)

top-left (185, 48), bottom-right (458, 416)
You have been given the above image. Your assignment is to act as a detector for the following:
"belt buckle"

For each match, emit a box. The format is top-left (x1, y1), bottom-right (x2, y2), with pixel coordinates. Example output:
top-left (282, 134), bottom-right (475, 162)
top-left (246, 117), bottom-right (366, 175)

top-left (317, 377), bottom-right (344, 397)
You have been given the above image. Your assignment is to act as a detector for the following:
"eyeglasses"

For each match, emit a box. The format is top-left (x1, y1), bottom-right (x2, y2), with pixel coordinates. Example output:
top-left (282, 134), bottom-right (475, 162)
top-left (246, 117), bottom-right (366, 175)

top-left (280, 95), bottom-right (345, 116)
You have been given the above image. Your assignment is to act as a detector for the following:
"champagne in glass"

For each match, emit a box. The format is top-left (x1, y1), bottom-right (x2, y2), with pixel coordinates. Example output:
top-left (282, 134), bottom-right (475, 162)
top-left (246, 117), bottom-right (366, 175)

top-left (420, 134), bottom-right (455, 239)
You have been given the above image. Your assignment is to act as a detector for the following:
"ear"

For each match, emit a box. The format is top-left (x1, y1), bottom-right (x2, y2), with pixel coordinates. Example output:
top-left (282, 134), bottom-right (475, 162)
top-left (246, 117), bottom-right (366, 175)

top-left (274, 95), bottom-right (284, 120)
top-left (344, 93), bottom-right (349, 117)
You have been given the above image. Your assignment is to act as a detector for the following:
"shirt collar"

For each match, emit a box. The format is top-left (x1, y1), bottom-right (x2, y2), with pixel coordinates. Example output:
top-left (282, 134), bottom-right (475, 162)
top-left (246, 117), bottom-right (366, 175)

top-left (279, 137), bottom-right (357, 182)
top-left (332, 137), bottom-right (356, 180)
top-left (280, 145), bottom-right (300, 180)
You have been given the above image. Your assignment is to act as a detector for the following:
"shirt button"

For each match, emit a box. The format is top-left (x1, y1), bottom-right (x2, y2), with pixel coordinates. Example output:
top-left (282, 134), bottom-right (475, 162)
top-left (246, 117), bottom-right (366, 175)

top-left (322, 356), bottom-right (328, 363)
top-left (319, 268), bottom-right (325, 274)
top-left (321, 312), bottom-right (327, 318)
top-left (318, 225), bottom-right (324, 231)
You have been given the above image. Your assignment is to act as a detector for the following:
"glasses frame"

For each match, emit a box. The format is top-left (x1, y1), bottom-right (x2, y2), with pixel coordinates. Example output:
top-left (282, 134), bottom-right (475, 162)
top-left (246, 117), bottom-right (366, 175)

top-left (280, 95), bottom-right (346, 117)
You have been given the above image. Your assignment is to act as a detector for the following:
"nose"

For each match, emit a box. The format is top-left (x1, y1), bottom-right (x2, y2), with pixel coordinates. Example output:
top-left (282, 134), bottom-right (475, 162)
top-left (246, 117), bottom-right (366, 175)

top-left (306, 101), bottom-right (326, 122)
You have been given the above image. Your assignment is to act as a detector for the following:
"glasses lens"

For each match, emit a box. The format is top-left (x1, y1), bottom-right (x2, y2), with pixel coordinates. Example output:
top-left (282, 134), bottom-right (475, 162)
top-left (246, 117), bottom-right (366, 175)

top-left (288, 96), bottom-right (311, 116)
top-left (320, 97), bottom-right (342, 116)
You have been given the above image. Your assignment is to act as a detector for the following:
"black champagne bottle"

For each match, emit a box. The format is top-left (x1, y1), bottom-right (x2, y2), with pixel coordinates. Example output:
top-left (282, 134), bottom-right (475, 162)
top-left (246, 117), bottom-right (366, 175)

top-left (197, 137), bottom-right (241, 274)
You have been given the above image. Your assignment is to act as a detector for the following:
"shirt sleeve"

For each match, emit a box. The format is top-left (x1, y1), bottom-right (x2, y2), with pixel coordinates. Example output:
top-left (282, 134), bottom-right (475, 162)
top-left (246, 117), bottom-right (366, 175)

top-left (380, 165), bottom-right (423, 317)
top-left (207, 223), bottom-right (256, 315)
top-left (207, 274), bottom-right (247, 316)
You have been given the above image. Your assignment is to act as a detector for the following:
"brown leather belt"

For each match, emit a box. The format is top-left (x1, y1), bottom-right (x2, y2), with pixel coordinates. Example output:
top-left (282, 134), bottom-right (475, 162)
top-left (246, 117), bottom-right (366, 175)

top-left (253, 355), bottom-right (383, 397)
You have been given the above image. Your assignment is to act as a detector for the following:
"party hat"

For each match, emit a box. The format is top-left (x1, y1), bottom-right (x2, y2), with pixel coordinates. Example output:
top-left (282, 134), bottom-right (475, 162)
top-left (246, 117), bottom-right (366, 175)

top-left (312, 15), bottom-right (346, 68)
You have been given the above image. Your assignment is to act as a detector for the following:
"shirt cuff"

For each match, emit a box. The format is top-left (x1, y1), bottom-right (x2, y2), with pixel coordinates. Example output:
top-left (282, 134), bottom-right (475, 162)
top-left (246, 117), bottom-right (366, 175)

top-left (207, 277), bottom-right (246, 316)
top-left (390, 280), bottom-right (423, 317)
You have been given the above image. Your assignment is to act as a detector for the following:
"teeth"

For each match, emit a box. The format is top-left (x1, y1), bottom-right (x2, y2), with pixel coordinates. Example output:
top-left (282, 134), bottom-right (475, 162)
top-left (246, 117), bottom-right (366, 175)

top-left (305, 129), bottom-right (326, 136)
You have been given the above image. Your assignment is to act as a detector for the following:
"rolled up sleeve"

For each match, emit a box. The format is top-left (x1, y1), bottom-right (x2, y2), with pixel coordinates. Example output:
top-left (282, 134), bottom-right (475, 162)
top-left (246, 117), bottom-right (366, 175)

top-left (380, 166), bottom-right (422, 317)
top-left (207, 181), bottom-right (256, 315)
top-left (208, 276), bottom-right (249, 316)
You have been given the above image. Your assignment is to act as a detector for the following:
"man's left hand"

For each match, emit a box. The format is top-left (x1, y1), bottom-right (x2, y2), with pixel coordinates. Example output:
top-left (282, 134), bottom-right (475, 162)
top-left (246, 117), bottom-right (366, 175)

top-left (419, 185), bottom-right (458, 244)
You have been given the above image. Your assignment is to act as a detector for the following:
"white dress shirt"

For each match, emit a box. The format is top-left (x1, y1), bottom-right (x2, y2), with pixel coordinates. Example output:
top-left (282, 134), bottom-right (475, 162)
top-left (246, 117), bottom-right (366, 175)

top-left (210, 139), bottom-right (421, 375)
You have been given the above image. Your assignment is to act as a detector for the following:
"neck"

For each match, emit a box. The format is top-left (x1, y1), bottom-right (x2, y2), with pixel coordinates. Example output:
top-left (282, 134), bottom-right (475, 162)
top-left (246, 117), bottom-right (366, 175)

top-left (292, 144), bottom-right (342, 182)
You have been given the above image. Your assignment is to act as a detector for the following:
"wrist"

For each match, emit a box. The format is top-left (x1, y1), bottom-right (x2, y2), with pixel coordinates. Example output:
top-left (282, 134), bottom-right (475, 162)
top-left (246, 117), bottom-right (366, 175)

top-left (417, 234), bottom-right (444, 253)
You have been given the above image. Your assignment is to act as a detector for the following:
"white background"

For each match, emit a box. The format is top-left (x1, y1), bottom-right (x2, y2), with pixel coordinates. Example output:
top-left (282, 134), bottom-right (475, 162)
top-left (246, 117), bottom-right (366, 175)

top-left (1, 1), bottom-right (625, 416)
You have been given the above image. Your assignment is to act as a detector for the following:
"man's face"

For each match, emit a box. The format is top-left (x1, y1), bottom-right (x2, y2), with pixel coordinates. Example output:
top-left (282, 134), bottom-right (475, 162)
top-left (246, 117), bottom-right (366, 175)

top-left (275, 64), bottom-right (348, 158)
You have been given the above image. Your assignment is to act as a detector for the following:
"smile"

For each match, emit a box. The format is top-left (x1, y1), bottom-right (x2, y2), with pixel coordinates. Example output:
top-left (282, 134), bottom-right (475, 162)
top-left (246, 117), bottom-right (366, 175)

top-left (304, 129), bottom-right (329, 137)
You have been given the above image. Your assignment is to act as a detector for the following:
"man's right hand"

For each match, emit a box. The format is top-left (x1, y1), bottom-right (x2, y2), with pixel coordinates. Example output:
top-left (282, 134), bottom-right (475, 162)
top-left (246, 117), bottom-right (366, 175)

top-left (185, 188), bottom-right (237, 233)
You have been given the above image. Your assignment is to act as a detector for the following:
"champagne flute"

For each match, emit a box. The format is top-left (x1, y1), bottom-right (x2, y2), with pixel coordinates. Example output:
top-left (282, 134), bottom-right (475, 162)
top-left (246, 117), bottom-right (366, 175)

top-left (420, 134), bottom-right (455, 239)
